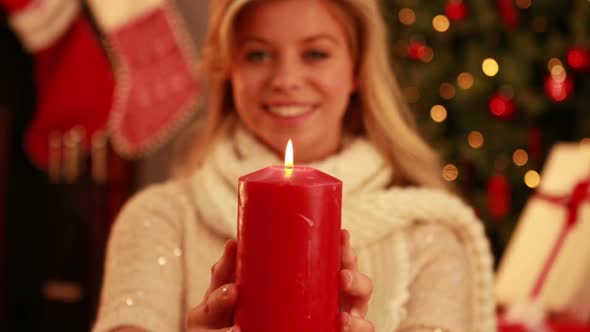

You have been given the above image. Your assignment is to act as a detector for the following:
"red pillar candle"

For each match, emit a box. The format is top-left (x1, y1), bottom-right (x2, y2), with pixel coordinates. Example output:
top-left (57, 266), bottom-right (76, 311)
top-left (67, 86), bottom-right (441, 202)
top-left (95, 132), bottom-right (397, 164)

top-left (235, 141), bottom-right (342, 332)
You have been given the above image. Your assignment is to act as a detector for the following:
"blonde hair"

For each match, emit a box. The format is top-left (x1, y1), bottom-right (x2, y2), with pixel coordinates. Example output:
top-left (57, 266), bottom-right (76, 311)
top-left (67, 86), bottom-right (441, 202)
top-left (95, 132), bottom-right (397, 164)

top-left (182, 0), bottom-right (447, 190)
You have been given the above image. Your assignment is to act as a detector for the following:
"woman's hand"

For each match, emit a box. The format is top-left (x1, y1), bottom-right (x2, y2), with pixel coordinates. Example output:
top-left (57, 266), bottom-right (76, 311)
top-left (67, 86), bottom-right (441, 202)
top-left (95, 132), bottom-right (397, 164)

top-left (186, 240), bottom-right (241, 332)
top-left (186, 231), bottom-right (374, 332)
top-left (340, 229), bottom-right (375, 332)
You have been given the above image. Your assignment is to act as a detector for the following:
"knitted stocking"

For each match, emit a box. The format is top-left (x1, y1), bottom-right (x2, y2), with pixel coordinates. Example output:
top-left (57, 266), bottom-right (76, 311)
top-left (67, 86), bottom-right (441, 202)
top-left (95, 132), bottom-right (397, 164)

top-left (1, 0), bottom-right (115, 170)
top-left (87, 0), bottom-right (200, 157)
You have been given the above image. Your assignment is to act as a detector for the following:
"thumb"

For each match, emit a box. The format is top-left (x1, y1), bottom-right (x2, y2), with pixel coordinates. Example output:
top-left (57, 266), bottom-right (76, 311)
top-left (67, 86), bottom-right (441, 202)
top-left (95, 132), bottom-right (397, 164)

top-left (187, 283), bottom-right (238, 329)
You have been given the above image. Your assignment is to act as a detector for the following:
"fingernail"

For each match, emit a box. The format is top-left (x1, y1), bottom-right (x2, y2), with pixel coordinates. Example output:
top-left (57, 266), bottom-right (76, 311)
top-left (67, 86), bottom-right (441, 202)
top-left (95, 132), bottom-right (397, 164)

top-left (341, 312), bottom-right (350, 329)
top-left (341, 229), bottom-right (349, 246)
top-left (341, 270), bottom-right (352, 287)
top-left (221, 285), bottom-right (229, 297)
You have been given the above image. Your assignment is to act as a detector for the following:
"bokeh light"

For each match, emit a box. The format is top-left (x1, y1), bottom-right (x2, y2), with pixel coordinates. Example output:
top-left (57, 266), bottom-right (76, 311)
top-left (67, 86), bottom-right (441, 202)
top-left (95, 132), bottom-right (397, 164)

top-left (550, 64), bottom-right (567, 83)
top-left (547, 58), bottom-right (563, 72)
top-left (430, 105), bottom-right (448, 122)
top-left (524, 170), bottom-right (541, 188)
top-left (512, 149), bottom-right (529, 166)
top-left (440, 83), bottom-right (456, 99)
top-left (433, 15), bottom-right (450, 32)
top-left (516, 0), bottom-right (532, 9)
top-left (467, 131), bottom-right (484, 149)
top-left (482, 58), bottom-right (499, 76)
top-left (442, 164), bottom-right (459, 181)
top-left (421, 47), bottom-right (435, 63)
top-left (399, 8), bottom-right (416, 25)
top-left (457, 72), bottom-right (474, 89)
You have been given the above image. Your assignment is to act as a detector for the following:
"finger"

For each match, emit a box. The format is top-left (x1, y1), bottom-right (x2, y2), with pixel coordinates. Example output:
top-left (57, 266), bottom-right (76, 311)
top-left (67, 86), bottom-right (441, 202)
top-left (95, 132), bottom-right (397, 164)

top-left (187, 283), bottom-right (238, 329)
top-left (341, 270), bottom-right (373, 299)
top-left (341, 269), bottom-right (372, 317)
top-left (340, 312), bottom-right (375, 332)
top-left (208, 240), bottom-right (238, 296)
top-left (340, 229), bottom-right (357, 270)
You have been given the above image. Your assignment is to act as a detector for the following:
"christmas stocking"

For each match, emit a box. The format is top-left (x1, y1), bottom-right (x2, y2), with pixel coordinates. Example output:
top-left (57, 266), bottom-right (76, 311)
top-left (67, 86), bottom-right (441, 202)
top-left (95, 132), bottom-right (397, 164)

top-left (87, 0), bottom-right (200, 157)
top-left (1, 0), bottom-right (115, 170)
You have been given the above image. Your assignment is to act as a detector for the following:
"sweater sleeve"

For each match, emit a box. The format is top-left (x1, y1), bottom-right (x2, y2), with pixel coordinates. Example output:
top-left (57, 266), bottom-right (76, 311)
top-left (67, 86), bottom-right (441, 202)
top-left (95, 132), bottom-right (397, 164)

top-left (397, 223), bottom-right (472, 332)
top-left (92, 183), bottom-right (187, 332)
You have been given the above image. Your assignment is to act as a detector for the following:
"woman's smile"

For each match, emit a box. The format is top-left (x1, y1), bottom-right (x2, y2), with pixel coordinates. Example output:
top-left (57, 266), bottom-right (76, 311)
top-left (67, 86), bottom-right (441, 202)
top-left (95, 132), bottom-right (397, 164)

top-left (262, 102), bottom-right (317, 120)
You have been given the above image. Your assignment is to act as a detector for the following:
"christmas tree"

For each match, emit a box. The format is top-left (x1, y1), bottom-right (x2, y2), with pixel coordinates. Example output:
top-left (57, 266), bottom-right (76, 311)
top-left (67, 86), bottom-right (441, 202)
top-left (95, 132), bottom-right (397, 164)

top-left (385, 0), bottom-right (590, 260)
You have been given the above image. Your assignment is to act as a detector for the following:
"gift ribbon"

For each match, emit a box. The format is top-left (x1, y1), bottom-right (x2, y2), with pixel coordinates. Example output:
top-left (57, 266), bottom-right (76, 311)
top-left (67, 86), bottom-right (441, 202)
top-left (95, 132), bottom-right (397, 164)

top-left (530, 175), bottom-right (590, 298)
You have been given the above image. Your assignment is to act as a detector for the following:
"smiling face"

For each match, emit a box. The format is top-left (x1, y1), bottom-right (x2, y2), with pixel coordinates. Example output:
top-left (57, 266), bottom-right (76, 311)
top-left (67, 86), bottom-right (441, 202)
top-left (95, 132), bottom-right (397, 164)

top-left (230, 0), bottom-right (357, 162)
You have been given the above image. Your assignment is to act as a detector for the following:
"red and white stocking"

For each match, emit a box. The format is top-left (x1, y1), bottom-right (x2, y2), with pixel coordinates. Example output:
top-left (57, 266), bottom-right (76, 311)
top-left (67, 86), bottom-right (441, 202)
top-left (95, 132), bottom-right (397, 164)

top-left (88, 0), bottom-right (200, 157)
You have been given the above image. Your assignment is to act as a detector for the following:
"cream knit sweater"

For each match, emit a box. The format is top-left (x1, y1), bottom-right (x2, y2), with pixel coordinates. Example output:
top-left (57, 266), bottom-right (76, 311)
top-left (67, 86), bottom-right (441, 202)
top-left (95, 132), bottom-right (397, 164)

top-left (93, 124), bottom-right (496, 332)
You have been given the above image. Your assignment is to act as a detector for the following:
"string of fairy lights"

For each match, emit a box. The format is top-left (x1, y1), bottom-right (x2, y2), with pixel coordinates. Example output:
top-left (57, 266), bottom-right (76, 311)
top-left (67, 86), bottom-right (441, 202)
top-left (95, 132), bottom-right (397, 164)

top-left (395, 2), bottom-right (590, 190)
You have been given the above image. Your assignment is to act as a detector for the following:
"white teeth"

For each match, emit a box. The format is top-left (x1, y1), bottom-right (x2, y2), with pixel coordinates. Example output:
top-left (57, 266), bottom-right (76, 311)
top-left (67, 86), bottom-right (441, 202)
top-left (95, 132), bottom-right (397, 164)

top-left (266, 106), bottom-right (312, 117)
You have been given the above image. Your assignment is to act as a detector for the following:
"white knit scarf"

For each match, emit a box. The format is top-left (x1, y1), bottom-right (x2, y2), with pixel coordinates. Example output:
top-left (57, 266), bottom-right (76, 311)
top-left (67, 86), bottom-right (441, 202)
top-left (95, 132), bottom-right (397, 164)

top-left (190, 120), bottom-right (496, 332)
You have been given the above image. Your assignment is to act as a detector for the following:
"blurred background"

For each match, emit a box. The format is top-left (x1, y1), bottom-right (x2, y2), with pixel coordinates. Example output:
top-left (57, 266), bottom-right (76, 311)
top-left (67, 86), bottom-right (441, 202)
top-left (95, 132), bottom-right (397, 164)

top-left (0, 0), bottom-right (588, 331)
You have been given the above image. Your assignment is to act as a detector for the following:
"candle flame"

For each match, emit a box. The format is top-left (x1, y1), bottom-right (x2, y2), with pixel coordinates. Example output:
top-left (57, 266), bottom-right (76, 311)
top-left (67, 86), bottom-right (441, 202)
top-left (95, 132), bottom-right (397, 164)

top-left (285, 139), bottom-right (294, 168)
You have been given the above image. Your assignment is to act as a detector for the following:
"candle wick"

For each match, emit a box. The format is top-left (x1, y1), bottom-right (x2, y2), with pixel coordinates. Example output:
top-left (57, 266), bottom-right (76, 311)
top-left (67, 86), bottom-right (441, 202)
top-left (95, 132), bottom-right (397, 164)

top-left (284, 164), bottom-right (294, 177)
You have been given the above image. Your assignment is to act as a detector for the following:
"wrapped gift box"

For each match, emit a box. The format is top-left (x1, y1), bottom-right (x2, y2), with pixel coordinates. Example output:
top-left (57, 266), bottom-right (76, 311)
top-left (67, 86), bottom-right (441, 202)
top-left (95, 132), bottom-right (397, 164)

top-left (496, 142), bottom-right (590, 322)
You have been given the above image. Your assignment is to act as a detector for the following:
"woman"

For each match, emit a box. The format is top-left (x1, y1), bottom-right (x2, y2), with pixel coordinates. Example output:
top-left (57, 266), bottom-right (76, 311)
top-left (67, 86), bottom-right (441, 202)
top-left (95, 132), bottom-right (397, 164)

top-left (92, 0), bottom-right (496, 331)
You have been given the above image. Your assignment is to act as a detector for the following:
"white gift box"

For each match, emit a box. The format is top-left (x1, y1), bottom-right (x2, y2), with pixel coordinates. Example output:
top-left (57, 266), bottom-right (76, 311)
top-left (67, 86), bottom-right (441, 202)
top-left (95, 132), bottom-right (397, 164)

top-left (496, 142), bottom-right (590, 322)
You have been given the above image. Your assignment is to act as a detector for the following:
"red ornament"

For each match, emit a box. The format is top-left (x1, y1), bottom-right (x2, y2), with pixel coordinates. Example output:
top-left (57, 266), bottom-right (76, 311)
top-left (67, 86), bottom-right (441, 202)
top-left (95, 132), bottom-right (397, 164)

top-left (445, 0), bottom-right (468, 21)
top-left (407, 41), bottom-right (428, 61)
top-left (497, 0), bottom-right (519, 30)
top-left (544, 73), bottom-right (574, 102)
top-left (489, 93), bottom-right (516, 120)
top-left (236, 164), bottom-right (342, 331)
top-left (566, 47), bottom-right (590, 72)
top-left (487, 174), bottom-right (511, 220)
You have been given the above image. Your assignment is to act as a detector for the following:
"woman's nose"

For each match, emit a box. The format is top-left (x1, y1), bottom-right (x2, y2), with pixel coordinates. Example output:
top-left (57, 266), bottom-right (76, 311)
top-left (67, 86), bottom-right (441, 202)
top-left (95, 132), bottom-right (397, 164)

top-left (270, 57), bottom-right (302, 91)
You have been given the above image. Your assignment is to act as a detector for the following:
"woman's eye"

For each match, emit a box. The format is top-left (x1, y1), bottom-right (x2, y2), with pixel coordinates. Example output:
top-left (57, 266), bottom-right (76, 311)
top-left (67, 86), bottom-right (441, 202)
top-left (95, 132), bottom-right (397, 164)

top-left (305, 50), bottom-right (329, 61)
top-left (245, 50), bottom-right (270, 62)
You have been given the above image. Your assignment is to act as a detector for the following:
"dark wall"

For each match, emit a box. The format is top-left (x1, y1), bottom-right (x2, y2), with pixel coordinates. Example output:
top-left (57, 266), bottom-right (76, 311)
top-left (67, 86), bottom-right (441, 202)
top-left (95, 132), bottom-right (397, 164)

top-left (1, 17), bottom-right (125, 332)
